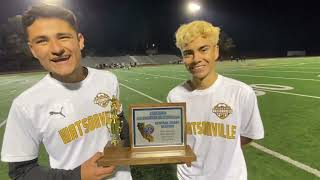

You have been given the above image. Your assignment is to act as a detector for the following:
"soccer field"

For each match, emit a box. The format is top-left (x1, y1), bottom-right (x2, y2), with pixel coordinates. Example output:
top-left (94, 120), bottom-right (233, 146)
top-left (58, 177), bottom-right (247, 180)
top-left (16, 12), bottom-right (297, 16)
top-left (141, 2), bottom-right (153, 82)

top-left (0, 57), bottom-right (319, 180)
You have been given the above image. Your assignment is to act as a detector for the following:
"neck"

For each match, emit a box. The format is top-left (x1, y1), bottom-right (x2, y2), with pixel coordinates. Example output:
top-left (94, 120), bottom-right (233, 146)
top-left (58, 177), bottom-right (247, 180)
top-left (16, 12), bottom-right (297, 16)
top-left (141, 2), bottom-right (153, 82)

top-left (191, 70), bottom-right (218, 90)
top-left (51, 67), bottom-right (88, 83)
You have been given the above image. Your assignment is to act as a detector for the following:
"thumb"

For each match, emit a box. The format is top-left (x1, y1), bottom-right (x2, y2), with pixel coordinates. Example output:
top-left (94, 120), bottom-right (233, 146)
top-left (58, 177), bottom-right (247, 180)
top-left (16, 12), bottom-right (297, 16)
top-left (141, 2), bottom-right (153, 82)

top-left (90, 152), bottom-right (104, 162)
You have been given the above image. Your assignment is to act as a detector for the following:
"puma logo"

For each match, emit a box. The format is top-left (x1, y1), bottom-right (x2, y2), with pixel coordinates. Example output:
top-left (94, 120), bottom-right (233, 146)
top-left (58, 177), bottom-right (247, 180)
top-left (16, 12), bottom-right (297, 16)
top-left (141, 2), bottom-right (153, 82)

top-left (49, 107), bottom-right (65, 118)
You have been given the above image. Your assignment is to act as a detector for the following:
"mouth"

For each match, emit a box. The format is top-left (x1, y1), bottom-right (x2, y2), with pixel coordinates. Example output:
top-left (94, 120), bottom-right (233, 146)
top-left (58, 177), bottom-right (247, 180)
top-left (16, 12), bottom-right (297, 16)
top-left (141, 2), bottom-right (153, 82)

top-left (190, 65), bottom-right (205, 72)
top-left (51, 55), bottom-right (71, 63)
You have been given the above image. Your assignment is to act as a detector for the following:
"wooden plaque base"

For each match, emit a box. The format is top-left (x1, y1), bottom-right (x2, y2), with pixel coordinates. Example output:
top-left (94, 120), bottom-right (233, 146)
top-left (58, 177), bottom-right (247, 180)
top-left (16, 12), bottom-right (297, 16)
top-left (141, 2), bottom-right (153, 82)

top-left (97, 145), bottom-right (196, 167)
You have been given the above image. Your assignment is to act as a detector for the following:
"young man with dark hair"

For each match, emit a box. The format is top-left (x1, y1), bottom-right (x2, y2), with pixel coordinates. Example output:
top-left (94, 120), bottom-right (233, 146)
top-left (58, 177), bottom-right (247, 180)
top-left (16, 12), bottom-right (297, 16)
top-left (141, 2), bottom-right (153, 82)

top-left (1, 4), bottom-right (131, 180)
top-left (167, 20), bottom-right (264, 180)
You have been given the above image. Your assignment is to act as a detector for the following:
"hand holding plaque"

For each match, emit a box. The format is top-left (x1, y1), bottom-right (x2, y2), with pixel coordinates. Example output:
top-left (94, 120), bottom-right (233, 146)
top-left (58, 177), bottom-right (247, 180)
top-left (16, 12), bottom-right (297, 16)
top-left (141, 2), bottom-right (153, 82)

top-left (97, 103), bottom-right (196, 167)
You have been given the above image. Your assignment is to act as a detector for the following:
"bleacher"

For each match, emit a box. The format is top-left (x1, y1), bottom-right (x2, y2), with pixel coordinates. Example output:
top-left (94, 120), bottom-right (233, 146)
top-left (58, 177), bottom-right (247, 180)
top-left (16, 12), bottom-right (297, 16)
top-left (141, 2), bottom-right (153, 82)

top-left (82, 54), bottom-right (180, 68)
top-left (149, 54), bottom-right (181, 64)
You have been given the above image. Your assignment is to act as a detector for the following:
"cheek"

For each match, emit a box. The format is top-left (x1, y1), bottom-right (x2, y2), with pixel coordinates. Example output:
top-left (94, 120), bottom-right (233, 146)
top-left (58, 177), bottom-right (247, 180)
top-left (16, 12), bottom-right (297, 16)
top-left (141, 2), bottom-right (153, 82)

top-left (183, 58), bottom-right (192, 65)
top-left (184, 61), bottom-right (191, 69)
top-left (67, 42), bottom-right (82, 55)
top-left (33, 47), bottom-right (49, 59)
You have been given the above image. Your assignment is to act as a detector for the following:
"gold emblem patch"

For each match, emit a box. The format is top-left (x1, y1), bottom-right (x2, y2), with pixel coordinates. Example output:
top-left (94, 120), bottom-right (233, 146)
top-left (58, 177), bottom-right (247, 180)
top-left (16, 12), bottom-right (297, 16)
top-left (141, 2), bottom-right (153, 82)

top-left (212, 103), bottom-right (232, 119)
top-left (94, 93), bottom-right (111, 108)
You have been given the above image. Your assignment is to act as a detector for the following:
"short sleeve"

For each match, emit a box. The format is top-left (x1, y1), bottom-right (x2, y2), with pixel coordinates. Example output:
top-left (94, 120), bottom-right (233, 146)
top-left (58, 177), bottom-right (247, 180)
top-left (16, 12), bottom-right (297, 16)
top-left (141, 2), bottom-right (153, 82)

top-left (240, 88), bottom-right (264, 140)
top-left (1, 100), bottom-right (40, 162)
top-left (166, 93), bottom-right (172, 103)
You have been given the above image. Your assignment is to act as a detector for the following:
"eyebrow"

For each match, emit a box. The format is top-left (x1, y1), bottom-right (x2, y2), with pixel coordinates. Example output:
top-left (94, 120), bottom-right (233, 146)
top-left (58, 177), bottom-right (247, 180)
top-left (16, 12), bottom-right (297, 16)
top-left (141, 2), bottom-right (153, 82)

top-left (57, 33), bottom-right (73, 37)
top-left (182, 49), bottom-right (193, 55)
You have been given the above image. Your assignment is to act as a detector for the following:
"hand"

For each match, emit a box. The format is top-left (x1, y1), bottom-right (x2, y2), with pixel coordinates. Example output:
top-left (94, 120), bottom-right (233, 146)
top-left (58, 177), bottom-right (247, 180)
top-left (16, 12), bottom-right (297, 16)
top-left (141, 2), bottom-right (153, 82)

top-left (81, 152), bottom-right (116, 180)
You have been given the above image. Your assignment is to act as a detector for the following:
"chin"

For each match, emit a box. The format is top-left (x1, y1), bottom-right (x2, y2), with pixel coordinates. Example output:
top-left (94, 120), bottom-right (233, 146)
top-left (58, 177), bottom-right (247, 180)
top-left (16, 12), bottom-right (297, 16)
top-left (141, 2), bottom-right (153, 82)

top-left (51, 68), bottom-right (75, 77)
top-left (191, 71), bottom-right (207, 79)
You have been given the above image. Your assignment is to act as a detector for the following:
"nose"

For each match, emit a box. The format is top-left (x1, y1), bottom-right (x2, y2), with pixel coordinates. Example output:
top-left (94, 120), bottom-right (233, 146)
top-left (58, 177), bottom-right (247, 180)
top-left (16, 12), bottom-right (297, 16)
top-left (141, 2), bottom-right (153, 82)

top-left (50, 40), bottom-right (65, 56)
top-left (192, 51), bottom-right (202, 63)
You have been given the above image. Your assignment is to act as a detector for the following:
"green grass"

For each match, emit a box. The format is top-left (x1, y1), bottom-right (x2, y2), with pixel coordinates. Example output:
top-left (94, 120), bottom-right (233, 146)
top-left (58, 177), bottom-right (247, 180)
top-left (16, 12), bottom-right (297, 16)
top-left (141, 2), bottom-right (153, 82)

top-left (0, 57), bottom-right (320, 179)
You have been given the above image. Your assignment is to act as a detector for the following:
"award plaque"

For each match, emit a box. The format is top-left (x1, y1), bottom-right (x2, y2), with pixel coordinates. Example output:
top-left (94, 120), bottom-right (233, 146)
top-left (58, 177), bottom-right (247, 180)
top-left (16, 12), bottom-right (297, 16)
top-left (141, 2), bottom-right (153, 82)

top-left (97, 102), bottom-right (196, 167)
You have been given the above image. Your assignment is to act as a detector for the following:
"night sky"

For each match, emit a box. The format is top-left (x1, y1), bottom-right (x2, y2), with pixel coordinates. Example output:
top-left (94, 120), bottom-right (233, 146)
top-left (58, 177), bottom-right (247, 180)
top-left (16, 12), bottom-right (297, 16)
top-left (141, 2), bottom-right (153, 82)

top-left (1, 0), bottom-right (320, 57)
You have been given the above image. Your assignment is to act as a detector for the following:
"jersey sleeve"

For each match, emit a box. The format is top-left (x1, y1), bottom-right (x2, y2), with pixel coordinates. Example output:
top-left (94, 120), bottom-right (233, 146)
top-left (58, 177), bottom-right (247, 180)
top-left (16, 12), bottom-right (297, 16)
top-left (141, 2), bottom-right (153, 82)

top-left (166, 90), bottom-right (173, 103)
top-left (8, 158), bottom-right (81, 180)
top-left (1, 100), bottom-right (41, 162)
top-left (240, 88), bottom-right (264, 140)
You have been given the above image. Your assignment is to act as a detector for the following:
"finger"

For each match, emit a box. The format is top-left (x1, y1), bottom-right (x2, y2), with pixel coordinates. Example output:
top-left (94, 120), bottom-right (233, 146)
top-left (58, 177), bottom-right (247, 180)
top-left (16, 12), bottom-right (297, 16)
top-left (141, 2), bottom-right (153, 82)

top-left (90, 152), bottom-right (104, 162)
top-left (95, 165), bottom-right (116, 177)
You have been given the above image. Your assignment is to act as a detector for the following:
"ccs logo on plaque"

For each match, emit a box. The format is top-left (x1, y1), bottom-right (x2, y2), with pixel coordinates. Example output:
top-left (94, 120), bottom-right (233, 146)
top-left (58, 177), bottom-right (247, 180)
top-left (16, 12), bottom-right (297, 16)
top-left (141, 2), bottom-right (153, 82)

top-left (138, 123), bottom-right (154, 142)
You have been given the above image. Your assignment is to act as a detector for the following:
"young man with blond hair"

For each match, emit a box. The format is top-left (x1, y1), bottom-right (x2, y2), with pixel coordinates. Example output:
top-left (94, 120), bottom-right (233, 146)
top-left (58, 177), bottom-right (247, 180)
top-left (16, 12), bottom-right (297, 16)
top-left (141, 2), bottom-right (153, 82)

top-left (167, 20), bottom-right (264, 180)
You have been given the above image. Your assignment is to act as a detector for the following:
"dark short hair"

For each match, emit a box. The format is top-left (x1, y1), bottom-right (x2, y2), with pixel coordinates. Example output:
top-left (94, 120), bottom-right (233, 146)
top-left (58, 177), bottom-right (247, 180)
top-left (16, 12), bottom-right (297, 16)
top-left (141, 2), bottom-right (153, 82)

top-left (22, 4), bottom-right (79, 39)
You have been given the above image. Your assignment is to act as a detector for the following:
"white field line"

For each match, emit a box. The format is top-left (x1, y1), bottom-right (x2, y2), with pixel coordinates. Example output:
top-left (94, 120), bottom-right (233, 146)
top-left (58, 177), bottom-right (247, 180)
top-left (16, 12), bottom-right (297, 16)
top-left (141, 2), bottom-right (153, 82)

top-left (119, 82), bottom-right (320, 177)
top-left (0, 119), bottom-right (7, 128)
top-left (250, 142), bottom-right (320, 177)
top-left (119, 83), bottom-right (162, 103)
top-left (254, 61), bottom-right (320, 68)
top-left (255, 89), bottom-right (320, 99)
top-left (119, 70), bottom-right (320, 82)
top-left (268, 66), bottom-right (320, 70)
top-left (223, 73), bottom-right (320, 82)
top-left (233, 69), bottom-right (320, 74)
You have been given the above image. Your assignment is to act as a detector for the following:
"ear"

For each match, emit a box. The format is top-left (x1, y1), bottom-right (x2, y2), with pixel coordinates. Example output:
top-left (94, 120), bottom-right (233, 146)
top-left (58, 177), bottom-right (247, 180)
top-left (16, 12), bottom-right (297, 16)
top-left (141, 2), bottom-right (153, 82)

top-left (213, 45), bottom-right (219, 61)
top-left (28, 42), bottom-right (38, 59)
top-left (78, 33), bottom-right (85, 50)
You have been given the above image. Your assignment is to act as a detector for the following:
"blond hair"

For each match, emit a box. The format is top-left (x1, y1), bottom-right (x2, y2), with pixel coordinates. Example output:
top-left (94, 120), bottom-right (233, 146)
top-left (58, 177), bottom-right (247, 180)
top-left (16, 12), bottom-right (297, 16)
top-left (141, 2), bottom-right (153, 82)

top-left (175, 20), bottom-right (220, 50)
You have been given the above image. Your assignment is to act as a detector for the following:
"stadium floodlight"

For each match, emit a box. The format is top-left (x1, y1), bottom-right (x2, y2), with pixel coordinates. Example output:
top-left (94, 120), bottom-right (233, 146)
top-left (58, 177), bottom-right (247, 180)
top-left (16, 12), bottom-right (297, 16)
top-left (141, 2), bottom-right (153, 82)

top-left (41, 0), bottom-right (63, 5)
top-left (188, 2), bottom-right (201, 14)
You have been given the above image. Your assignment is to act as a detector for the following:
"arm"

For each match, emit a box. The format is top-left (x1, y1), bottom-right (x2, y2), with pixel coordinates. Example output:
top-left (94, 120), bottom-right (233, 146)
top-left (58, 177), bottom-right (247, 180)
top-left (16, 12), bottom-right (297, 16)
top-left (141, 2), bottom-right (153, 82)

top-left (8, 159), bottom-right (81, 180)
top-left (240, 136), bottom-right (253, 146)
top-left (8, 153), bottom-right (116, 180)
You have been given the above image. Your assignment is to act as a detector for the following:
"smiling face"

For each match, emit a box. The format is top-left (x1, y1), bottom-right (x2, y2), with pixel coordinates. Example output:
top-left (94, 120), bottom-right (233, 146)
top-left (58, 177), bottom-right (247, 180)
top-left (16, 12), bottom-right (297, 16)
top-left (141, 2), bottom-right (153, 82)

top-left (181, 36), bottom-right (219, 81)
top-left (27, 17), bottom-right (85, 82)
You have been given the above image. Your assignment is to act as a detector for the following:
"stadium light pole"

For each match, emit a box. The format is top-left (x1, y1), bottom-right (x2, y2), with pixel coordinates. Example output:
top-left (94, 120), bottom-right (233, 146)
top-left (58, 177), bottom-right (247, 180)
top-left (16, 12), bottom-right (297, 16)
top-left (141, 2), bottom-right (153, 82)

top-left (187, 1), bottom-right (201, 20)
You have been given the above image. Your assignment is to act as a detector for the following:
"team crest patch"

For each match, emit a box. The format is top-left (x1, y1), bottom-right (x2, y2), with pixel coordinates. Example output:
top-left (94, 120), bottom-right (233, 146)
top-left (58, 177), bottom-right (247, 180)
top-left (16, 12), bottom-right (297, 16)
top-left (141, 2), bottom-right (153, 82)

top-left (94, 93), bottom-right (111, 108)
top-left (212, 103), bottom-right (232, 119)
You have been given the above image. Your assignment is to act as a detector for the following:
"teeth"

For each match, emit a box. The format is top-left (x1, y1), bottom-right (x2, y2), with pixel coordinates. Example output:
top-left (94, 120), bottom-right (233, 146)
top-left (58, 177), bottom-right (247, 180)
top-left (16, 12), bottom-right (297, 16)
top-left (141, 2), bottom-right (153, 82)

top-left (52, 55), bottom-right (70, 62)
top-left (193, 66), bottom-right (202, 70)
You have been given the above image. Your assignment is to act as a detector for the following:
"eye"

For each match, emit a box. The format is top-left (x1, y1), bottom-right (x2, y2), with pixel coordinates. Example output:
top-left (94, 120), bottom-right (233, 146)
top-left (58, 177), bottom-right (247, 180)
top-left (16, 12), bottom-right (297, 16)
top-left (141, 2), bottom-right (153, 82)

top-left (59, 36), bottom-right (71, 40)
top-left (35, 39), bottom-right (47, 44)
top-left (201, 47), bottom-right (209, 52)
top-left (183, 51), bottom-right (193, 58)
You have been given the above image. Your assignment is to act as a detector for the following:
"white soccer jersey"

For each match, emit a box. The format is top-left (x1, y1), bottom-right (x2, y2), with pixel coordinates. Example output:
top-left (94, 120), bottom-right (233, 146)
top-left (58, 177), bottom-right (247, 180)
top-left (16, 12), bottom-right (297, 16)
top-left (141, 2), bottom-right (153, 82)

top-left (167, 74), bottom-right (264, 180)
top-left (1, 67), bottom-right (132, 180)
